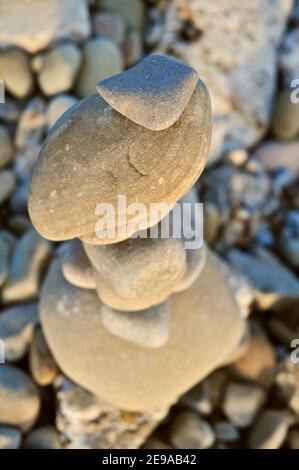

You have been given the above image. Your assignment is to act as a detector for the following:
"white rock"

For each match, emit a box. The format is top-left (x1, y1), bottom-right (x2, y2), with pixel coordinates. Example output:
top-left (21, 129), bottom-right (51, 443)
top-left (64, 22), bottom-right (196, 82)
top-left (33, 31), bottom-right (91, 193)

top-left (0, 0), bottom-right (91, 53)
top-left (159, 0), bottom-right (293, 149)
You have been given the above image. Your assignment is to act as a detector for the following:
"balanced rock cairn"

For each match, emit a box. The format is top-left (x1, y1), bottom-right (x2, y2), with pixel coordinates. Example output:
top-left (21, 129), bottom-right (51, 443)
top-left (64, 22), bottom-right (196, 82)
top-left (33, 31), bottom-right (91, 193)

top-left (29, 55), bottom-right (245, 412)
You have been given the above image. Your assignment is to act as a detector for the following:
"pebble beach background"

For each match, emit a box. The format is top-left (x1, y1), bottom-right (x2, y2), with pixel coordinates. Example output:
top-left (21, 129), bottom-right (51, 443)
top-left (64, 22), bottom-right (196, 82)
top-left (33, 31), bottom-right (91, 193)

top-left (1, 0), bottom-right (299, 450)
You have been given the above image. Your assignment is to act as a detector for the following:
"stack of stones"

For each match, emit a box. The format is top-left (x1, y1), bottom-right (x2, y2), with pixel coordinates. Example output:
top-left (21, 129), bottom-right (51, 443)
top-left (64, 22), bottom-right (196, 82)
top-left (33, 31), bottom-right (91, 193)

top-left (28, 55), bottom-right (245, 413)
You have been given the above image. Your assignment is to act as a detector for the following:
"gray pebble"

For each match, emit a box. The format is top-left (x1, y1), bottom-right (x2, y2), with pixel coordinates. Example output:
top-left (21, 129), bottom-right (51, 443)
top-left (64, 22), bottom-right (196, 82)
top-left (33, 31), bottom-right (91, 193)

top-left (169, 411), bottom-right (215, 449)
top-left (222, 383), bottom-right (266, 428)
top-left (0, 365), bottom-right (40, 431)
top-left (0, 170), bottom-right (16, 205)
top-left (0, 303), bottom-right (38, 361)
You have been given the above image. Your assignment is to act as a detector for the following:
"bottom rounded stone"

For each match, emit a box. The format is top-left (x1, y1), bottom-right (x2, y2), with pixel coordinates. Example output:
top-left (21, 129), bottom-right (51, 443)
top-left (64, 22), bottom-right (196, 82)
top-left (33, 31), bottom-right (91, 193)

top-left (40, 250), bottom-right (245, 411)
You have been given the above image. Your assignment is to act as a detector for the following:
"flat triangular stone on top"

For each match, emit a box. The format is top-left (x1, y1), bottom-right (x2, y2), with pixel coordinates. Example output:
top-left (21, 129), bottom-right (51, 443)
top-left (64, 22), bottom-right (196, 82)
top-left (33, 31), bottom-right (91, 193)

top-left (96, 54), bottom-right (198, 131)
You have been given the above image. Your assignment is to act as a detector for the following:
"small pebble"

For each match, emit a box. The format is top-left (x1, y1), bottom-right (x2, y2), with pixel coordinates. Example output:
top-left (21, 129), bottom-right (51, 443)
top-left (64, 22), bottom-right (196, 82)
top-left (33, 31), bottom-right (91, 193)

top-left (222, 383), bottom-right (266, 428)
top-left (29, 326), bottom-right (58, 386)
top-left (271, 90), bottom-right (299, 141)
top-left (75, 37), bottom-right (123, 98)
top-left (0, 170), bottom-right (16, 205)
top-left (0, 425), bottom-right (21, 449)
top-left (95, 0), bottom-right (145, 31)
top-left (0, 48), bottom-right (33, 99)
top-left (46, 94), bottom-right (78, 130)
top-left (124, 28), bottom-right (143, 67)
top-left (0, 365), bottom-right (40, 431)
top-left (0, 125), bottom-right (14, 169)
top-left (230, 321), bottom-right (276, 388)
top-left (24, 425), bottom-right (62, 449)
top-left (214, 421), bottom-right (240, 443)
top-left (15, 97), bottom-right (46, 150)
top-left (101, 301), bottom-right (170, 348)
top-left (61, 239), bottom-right (95, 289)
top-left (1, 228), bottom-right (52, 304)
top-left (92, 12), bottom-right (126, 45)
top-left (0, 303), bottom-right (38, 361)
top-left (169, 411), bottom-right (215, 449)
top-left (37, 43), bottom-right (82, 96)
top-left (249, 410), bottom-right (290, 449)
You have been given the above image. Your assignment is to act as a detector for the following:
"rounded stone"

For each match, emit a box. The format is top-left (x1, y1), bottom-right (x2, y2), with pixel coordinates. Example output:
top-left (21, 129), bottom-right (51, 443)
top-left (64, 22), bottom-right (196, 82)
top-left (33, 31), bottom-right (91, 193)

top-left (24, 425), bottom-right (62, 449)
top-left (0, 426), bottom-right (21, 449)
top-left (0, 303), bottom-right (38, 361)
top-left (0, 235), bottom-right (10, 288)
top-left (169, 411), bottom-right (215, 449)
top-left (0, 170), bottom-right (16, 205)
top-left (85, 236), bottom-right (186, 311)
top-left (0, 125), bottom-right (14, 169)
top-left (37, 43), bottom-right (82, 96)
top-left (29, 60), bottom-right (211, 243)
top-left (40, 250), bottom-right (244, 411)
top-left (101, 301), bottom-right (170, 348)
top-left (0, 365), bottom-right (40, 431)
top-left (0, 48), bottom-right (33, 99)
top-left (46, 94), bottom-right (78, 130)
top-left (62, 239), bottom-right (96, 289)
top-left (29, 326), bottom-right (58, 386)
top-left (75, 37), bottom-right (123, 98)
top-left (271, 90), bottom-right (299, 141)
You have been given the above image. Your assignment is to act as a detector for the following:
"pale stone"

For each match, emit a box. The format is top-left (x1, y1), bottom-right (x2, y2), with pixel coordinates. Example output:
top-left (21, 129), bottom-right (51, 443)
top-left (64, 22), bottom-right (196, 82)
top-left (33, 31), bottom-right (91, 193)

top-left (29, 326), bottom-right (58, 386)
top-left (271, 90), bottom-right (299, 140)
top-left (101, 301), bottom-right (170, 348)
top-left (0, 365), bottom-right (40, 431)
top-left (0, 426), bottom-right (21, 449)
top-left (0, 48), bottom-right (33, 99)
top-left (24, 425), bottom-right (63, 449)
top-left (255, 140), bottom-right (299, 176)
top-left (1, 228), bottom-right (52, 304)
top-left (0, 0), bottom-right (91, 54)
top-left (46, 94), bottom-right (78, 130)
top-left (249, 410), bottom-right (290, 449)
top-left (230, 321), bottom-right (276, 388)
top-left (222, 383), bottom-right (266, 428)
top-left (0, 303), bottom-right (38, 361)
top-left (62, 239), bottom-right (95, 289)
top-left (29, 63), bottom-right (211, 243)
top-left (37, 43), bottom-right (82, 96)
top-left (0, 170), bottom-right (16, 205)
top-left (169, 411), bottom-right (215, 449)
top-left (85, 237), bottom-right (186, 311)
top-left (97, 55), bottom-right (198, 131)
top-left (40, 251), bottom-right (244, 411)
top-left (227, 247), bottom-right (299, 309)
top-left (0, 125), bottom-right (14, 169)
top-left (95, 0), bottom-right (145, 31)
top-left (75, 37), bottom-right (123, 98)
top-left (92, 12), bottom-right (126, 45)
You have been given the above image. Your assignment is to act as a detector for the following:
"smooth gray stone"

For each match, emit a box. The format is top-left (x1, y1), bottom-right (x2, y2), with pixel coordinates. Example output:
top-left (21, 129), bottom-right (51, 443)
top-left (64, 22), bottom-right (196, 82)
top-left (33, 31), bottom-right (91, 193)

top-left (1, 228), bottom-right (52, 304)
top-left (0, 425), bottom-right (21, 449)
top-left (97, 55), bottom-right (198, 131)
top-left (101, 301), bottom-right (170, 348)
top-left (61, 239), bottom-right (95, 289)
top-left (24, 425), bottom-right (62, 449)
top-left (0, 303), bottom-right (38, 361)
top-left (0, 365), bottom-right (40, 431)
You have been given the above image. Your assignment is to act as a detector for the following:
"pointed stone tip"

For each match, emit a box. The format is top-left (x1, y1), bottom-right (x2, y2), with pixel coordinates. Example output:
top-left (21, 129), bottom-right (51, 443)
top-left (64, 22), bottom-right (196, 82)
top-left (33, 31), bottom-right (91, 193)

top-left (96, 54), bottom-right (199, 131)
